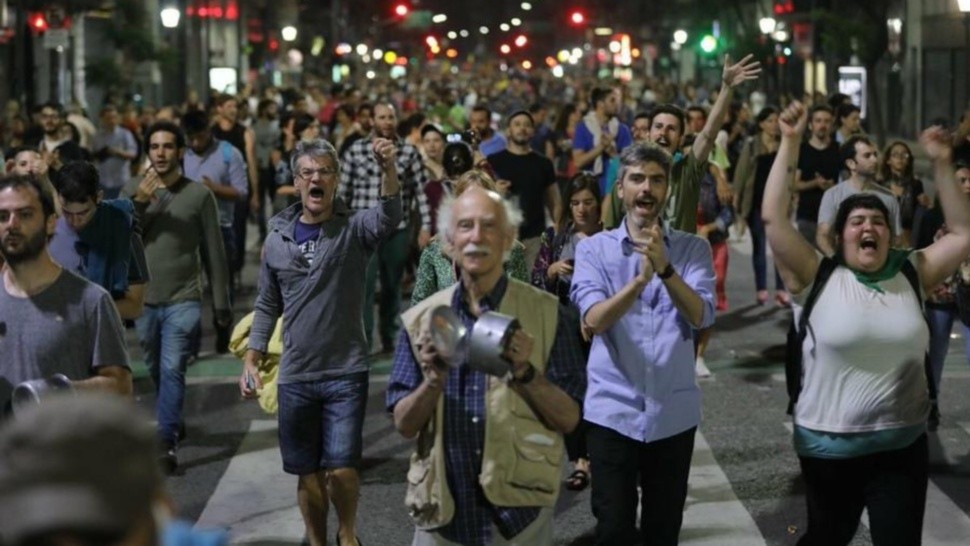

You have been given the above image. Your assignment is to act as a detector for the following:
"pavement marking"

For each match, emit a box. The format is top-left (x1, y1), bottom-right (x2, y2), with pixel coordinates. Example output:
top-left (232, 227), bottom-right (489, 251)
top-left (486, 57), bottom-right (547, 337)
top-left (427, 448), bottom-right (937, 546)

top-left (782, 422), bottom-right (970, 545)
top-left (196, 420), bottom-right (306, 542)
top-left (681, 431), bottom-right (767, 545)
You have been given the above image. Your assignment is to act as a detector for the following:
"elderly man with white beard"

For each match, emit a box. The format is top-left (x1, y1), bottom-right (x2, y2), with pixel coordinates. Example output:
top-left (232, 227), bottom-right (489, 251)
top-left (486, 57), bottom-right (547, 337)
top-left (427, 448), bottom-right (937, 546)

top-left (386, 187), bottom-right (586, 546)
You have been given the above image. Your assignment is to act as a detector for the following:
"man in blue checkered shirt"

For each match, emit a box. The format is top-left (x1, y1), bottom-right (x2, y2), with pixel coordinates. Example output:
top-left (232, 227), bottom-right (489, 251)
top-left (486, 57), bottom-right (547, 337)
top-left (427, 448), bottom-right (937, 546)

top-left (387, 187), bottom-right (586, 546)
top-left (339, 102), bottom-right (432, 353)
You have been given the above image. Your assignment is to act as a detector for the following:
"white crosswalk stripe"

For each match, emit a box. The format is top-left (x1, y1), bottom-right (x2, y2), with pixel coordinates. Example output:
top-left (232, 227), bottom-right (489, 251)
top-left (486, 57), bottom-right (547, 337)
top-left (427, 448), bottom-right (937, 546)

top-left (681, 432), bottom-right (766, 545)
top-left (197, 419), bottom-right (970, 545)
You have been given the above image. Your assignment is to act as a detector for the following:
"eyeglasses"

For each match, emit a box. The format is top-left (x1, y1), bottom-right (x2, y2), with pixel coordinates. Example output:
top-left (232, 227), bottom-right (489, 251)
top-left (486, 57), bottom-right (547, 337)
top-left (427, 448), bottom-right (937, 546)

top-left (297, 167), bottom-right (337, 179)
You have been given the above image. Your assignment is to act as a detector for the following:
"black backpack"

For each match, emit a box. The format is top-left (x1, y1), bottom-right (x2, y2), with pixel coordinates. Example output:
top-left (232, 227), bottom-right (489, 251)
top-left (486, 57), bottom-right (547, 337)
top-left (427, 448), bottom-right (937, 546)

top-left (784, 256), bottom-right (932, 415)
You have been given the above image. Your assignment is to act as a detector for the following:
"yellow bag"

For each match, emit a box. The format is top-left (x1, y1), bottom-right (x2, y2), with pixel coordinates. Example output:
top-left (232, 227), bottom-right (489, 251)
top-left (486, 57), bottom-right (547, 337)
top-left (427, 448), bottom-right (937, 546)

top-left (229, 312), bottom-right (283, 415)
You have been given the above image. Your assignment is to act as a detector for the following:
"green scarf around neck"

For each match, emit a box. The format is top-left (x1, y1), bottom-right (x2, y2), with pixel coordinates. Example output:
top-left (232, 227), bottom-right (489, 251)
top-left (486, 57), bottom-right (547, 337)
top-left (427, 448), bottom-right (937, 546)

top-left (837, 248), bottom-right (912, 294)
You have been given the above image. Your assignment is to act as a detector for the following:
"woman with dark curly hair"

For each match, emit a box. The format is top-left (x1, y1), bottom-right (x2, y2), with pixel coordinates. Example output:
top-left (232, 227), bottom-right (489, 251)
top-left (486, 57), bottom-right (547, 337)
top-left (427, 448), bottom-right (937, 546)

top-left (530, 172), bottom-right (602, 491)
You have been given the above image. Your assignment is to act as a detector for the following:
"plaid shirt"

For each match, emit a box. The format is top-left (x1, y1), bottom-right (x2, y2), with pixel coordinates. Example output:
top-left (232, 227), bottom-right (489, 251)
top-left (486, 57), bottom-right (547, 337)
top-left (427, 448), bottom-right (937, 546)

top-left (339, 136), bottom-right (431, 231)
top-left (386, 276), bottom-right (587, 546)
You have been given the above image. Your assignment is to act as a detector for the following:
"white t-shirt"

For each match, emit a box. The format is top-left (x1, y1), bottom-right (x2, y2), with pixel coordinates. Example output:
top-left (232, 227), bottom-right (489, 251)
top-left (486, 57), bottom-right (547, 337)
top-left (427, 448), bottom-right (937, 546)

top-left (792, 256), bottom-right (929, 433)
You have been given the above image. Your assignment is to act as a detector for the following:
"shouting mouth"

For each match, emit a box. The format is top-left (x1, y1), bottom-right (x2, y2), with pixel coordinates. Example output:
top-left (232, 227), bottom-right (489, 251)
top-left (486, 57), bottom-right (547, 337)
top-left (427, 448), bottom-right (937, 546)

top-left (308, 187), bottom-right (326, 200)
top-left (860, 237), bottom-right (878, 251)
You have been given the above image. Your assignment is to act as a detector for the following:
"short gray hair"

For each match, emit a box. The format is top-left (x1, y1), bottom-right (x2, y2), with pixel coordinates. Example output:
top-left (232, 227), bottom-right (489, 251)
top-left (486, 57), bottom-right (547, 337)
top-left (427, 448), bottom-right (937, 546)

top-left (616, 142), bottom-right (672, 184)
top-left (290, 138), bottom-right (339, 176)
top-left (436, 188), bottom-right (523, 261)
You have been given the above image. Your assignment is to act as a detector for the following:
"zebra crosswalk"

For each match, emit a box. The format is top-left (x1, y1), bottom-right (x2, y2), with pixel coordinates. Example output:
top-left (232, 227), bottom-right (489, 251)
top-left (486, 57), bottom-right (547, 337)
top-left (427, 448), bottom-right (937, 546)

top-left (193, 416), bottom-right (970, 546)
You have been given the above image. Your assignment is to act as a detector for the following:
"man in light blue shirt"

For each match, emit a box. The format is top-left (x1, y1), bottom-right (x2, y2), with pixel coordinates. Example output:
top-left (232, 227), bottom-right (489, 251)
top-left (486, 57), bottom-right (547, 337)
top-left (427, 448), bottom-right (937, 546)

top-left (182, 110), bottom-right (248, 294)
top-left (571, 142), bottom-right (715, 545)
top-left (91, 105), bottom-right (138, 199)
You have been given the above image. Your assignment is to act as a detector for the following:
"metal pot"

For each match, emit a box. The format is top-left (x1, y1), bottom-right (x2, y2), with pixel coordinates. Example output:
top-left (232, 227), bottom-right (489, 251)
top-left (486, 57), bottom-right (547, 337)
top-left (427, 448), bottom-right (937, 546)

top-left (467, 311), bottom-right (520, 377)
top-left (429, 306), bottom-right (468, 368)
top-left (12, 374), bottom-right (73, 414)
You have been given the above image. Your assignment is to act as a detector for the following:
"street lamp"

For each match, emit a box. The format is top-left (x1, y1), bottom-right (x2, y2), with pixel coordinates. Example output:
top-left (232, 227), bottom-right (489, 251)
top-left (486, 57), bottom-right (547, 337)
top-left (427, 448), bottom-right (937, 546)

top-left (160, 7), bottom-right (181, 29)
top-left (759, 17), bottom-right (776, 35)
top-left (282, 26), bottom-right (298, 42)
top-left (673, 29), bottom-right (688, 45)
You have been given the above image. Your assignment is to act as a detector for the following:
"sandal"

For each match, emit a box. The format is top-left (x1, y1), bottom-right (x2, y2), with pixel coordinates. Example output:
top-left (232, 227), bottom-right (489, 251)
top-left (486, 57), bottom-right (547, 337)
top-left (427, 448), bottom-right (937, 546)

top-left (565, 469), bottom-right (590, 491)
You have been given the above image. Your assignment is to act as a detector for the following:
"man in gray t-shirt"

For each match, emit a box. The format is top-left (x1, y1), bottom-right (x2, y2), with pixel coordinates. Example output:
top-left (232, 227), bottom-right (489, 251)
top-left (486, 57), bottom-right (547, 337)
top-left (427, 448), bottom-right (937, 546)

top-left (0, 174), bottom-right (131, 414)
top-left (817, 135), bottom-right (904, 256)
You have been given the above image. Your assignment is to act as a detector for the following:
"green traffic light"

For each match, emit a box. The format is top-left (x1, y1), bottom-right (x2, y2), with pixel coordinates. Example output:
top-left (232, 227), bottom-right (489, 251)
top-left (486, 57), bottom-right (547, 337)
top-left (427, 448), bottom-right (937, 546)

top-left (700, 35), bottom-right (717, 53)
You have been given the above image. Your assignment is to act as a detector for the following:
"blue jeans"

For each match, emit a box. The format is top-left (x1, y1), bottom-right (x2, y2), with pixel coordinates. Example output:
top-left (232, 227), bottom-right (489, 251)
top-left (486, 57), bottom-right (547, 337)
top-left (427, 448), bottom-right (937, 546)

top-left (136, 301), bottom-right (202, 445)
top-left (748, 211), bottom-right (784, 292)
top-left (924, 305), bottom-right (970, 400)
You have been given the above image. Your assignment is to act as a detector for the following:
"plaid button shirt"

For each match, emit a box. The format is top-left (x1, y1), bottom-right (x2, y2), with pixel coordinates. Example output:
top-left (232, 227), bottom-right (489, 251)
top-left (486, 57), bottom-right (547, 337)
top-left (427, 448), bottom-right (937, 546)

top-left (386, 276), bottom-right (587, 546)
top-left (339, 136), bottom-right (431, 231)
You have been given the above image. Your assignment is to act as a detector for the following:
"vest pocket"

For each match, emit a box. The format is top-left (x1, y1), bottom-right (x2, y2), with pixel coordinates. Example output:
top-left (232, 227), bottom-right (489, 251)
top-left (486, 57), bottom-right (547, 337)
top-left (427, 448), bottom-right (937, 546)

top-left (405, 455), bottom-right (436, 518)
top-left (508, 431), bottom-right (559, 493)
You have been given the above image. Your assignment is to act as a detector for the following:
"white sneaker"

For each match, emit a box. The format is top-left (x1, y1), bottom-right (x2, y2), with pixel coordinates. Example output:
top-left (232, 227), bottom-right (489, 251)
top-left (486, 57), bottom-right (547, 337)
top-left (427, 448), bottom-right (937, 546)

top-left (695, 357), bottom-right (712, 378)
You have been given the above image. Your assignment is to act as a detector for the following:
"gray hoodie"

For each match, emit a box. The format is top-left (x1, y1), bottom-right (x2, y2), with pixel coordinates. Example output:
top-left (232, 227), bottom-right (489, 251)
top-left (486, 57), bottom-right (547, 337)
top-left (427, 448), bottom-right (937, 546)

top-left (248, 195), bottom-right (402, 382)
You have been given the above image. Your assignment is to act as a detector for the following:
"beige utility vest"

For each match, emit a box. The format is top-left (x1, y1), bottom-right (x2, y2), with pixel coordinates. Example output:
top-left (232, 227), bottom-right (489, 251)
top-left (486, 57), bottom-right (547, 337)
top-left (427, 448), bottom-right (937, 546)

top-left (400, 279), bottom-right (563, 530)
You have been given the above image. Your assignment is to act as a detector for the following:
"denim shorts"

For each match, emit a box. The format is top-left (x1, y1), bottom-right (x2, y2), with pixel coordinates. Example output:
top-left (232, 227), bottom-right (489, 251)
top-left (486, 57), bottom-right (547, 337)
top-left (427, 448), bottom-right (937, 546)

top-left (276, 372), bottom-right (369, 475)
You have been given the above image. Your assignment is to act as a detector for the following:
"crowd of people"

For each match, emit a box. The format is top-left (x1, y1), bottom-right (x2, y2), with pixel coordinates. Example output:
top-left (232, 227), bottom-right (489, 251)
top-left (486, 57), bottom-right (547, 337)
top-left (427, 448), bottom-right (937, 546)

top-left (3, 49), bottom-right (970, 546)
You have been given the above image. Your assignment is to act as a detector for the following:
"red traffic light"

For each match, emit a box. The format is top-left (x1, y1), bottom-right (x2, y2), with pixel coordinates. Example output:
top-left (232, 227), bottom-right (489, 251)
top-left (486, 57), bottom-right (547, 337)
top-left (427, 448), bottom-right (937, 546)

top-left (28, 12), bottom-right (49, 33)
top-left (569, 10), bottom-right (586, 26)
top-left (394, 3), bottom-right (410, 17)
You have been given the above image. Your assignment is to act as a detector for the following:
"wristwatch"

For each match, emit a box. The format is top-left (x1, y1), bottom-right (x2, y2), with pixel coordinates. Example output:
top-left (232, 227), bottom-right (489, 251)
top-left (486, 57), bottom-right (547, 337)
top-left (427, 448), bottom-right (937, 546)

top-left (658, 263), bottom-right (676, 280)
top-left (511, 364), bottom-right (537, 385)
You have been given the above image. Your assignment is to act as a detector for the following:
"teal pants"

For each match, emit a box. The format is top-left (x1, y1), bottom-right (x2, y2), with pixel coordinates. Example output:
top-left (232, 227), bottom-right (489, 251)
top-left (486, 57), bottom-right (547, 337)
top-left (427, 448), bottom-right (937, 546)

top-left (364, 228), bottom-right (410, 349)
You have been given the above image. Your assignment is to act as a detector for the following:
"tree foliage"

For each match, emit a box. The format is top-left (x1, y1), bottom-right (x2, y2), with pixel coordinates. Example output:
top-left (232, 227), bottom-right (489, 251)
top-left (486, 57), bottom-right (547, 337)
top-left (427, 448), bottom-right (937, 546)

top-left (85, 0), bottom-right (162, 91)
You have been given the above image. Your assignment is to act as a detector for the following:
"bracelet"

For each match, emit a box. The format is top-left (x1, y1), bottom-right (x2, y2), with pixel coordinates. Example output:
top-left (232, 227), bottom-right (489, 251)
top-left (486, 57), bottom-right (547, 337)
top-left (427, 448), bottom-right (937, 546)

top-left (658, 263), bottom-right (676, 280)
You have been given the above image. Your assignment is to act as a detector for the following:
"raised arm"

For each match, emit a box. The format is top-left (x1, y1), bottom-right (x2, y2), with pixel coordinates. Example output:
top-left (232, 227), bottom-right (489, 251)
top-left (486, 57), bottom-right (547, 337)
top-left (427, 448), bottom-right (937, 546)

top-left (762, 102), bottom-right (819, 294)
top-left (915, 126), bottom-right (970, 291)
top-left (693, 54), bottom-right (761, 162)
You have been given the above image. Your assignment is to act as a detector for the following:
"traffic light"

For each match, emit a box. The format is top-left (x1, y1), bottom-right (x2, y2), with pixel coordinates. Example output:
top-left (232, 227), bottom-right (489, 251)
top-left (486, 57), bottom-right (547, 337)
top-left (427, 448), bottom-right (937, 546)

top-left (773, 1), bottom-right (794, 15)
top-left (28, 12), bottom-right (49, 34)
top-left (394, 3), bottom-right (410, 17)
top-left (699, 35), bottom-right (717, 54)
top-left (568, 9), bottom-right (586, 26)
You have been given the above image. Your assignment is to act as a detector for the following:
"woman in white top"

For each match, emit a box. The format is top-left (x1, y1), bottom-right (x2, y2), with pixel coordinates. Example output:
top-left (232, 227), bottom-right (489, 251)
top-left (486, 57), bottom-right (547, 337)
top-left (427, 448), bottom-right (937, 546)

top-left (762, 102), bottom-right (970, 546)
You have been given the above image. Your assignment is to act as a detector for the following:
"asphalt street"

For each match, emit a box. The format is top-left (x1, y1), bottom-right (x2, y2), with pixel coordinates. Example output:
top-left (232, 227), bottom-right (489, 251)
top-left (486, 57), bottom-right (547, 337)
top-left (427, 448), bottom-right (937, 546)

top-left (128, 230), bottom-right (970, 546)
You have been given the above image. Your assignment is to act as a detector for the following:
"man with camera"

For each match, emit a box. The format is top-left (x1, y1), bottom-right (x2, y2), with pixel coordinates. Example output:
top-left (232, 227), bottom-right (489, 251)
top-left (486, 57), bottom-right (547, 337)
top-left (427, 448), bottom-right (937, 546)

top-left (0, 173), bottom-right (132, 416)
top-left (386, 186), bottom-right (586, 546)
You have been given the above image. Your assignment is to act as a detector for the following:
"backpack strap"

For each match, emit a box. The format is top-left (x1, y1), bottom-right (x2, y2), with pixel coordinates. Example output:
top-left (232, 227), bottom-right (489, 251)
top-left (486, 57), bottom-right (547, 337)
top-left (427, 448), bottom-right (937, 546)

top-left (786, 256), bottom-right (837, 414)
top-left (900, 258), bottom-right (939, 402)
top-left (220, 140), bottom-right (232, 168)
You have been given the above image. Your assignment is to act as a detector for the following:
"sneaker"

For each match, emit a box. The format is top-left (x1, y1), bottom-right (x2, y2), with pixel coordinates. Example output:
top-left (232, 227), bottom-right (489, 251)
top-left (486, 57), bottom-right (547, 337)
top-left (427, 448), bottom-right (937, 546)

top-left (695, 357), bottom-right (712, 378)
top-left (929, 403), bottom-right (941, 432)
top-left (158, 441), bottom-right (178, 475)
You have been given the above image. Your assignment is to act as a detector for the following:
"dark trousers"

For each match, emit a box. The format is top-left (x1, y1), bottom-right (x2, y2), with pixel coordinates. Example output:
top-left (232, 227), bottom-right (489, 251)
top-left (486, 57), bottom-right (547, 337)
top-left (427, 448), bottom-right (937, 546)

top-left (564, 420), bottom-right (588, 462)
top-left (364, 228), bottom-right (409, 349)
top-left (797, 434), bottom-right (928, 546)
top-left (587, 422), bottom-right (696, 546)
top-left (232, 197), bottom-right (249, 276)
top-left (748, 211), bottom-right (784, 292)
top-left (257, 166), bottom-right (276, 240)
